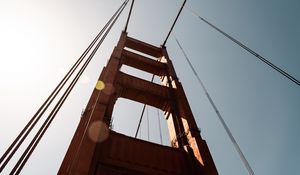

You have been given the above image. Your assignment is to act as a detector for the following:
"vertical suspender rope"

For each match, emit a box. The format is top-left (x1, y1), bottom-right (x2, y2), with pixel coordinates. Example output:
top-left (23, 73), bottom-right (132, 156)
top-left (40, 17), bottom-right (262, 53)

top-left (135, 104), bottom-right (147, 138)
top-left (173, 35), bottom-right (255, 175)
top-left (138, 122), bottom-right (142, 138)
top-left (187, 8), bottom-right (300, 87)
top-left (123, 0), bottom-right (153, 140)
top-left (134, 74), bottom-right (155, 138)
top-left (157, 109), bottom-right (163, 145)
top-left (146, 106), bottom-right (150, 141)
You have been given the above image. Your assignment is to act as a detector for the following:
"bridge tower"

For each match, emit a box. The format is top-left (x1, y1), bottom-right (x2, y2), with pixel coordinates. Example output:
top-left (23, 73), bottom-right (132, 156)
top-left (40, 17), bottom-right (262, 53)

top-left (58, 32), bottom-right (218, 175)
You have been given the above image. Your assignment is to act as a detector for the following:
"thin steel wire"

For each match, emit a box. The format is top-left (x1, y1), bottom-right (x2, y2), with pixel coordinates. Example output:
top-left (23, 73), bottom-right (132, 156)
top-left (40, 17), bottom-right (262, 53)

top-left (8, 1), bottom-right (129, 174)
top-left (162, 0), bottom-right (186, 47)
top-left (187, 7), bottom-right (300, 87)
top-left (146, 106), bottom-right (150, 141)
top-left (173, 34), bottom-right (255, 175)
top-left (157, 109), bottom-right (163, 145)
top-left (0, 3), bottom-right (117, 172)
top-left (134, 74), bottom-right (155, 138)
top-left (124, 0), bottom-right (135, 32)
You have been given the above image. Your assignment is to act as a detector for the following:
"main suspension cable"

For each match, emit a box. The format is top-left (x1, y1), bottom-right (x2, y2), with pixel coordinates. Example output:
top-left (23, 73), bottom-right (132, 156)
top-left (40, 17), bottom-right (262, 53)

top-left (124, 0), bottom-right (135, 32)
top-left (7, 1), bottom-right (129, 174)
top-left (162, 0), bottom-right (186, 47)
top-left (67, 3), bottom-right (129, 173)
top-left (187, 8), bottom-right (300, 87)
top-left (0, 3), bottom-right (117, 172)
top-left (173, 34), bottom-right (255, 175)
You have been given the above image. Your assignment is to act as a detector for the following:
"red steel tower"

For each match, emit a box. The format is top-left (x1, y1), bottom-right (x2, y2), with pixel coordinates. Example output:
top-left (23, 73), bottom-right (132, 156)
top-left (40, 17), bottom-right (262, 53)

top-left (58, 32), bottom-right (218, 175)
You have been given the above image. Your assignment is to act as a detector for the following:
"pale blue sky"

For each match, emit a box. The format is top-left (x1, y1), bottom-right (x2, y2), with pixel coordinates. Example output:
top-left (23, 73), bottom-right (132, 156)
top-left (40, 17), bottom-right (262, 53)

top-left (0, 0), bottom-right (299, 174)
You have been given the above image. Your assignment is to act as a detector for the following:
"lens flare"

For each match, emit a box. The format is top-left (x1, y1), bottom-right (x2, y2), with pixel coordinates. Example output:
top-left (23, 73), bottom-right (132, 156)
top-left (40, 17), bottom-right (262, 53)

top-left (95, 80), bottom-right (105, 90)
top-left (102, 83), bottom-right (115, 95)
top-left (88, 121), bottom-right (109, 143)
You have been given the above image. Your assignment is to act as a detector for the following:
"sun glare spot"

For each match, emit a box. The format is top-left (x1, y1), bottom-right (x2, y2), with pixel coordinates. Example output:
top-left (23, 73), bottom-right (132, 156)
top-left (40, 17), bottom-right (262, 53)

top-left (95, 80), bottom-right (105, 90)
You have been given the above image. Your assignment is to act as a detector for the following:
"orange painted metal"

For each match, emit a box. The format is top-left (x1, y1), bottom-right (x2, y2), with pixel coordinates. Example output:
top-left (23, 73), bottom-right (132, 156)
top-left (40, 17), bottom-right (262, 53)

top-left (59, 32), bottom-right (218, 175)
top-left (94, 131), bottom-right (192, 175)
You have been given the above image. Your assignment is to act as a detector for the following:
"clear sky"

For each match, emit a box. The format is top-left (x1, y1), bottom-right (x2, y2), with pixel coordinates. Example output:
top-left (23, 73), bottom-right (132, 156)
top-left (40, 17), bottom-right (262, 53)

top-left (0, 0), bottom-right (299, 174)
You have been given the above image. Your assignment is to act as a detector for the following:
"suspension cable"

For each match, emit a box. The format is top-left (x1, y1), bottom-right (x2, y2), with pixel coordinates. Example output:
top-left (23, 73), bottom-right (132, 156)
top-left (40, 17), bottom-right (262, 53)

top-left (7, 1), bottom-right (129, 174)
top-left (135, 104), bottom-right (146, 138)
top-left (138, 121), bottom-right (142, 138)
top-left (162, 0), bottom-right (186, 47)
top-left (173, 34), bottom-right (255, 175)
top-left (187, 8), bottom-right (300, 87)
top-left (157, 109), bottom-right (163, 144)
top-left (0, 3), bottom-right (119, 172)
top-left (146, 106), bottom-right (150, 141)
top-left (134, 74), bottom-right (155, 138)
top-left (67, 3), bottom-right (129, 173)
top-left (10, 4), bottom-right (127, 174)
top-left (124, 0), bottom-right (135, 32)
